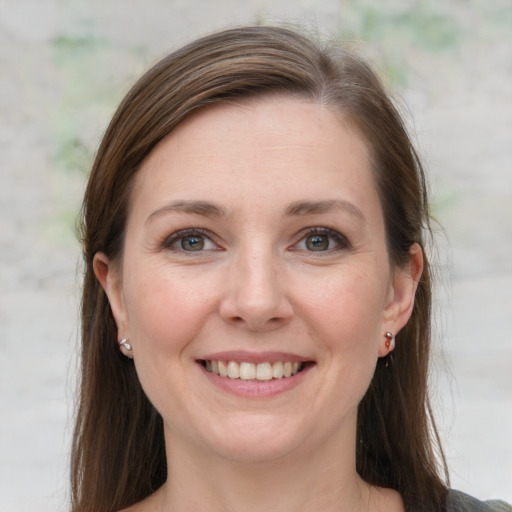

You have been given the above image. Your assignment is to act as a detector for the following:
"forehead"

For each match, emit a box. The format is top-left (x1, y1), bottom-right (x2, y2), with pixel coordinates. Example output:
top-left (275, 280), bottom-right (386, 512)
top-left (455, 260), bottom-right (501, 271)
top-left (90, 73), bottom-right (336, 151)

top-left (131, 97), bottom-right (380, 222)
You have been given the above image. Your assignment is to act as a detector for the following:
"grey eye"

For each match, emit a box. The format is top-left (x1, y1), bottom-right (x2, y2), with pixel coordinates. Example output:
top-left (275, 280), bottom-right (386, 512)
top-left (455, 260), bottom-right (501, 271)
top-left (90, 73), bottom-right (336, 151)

top-left (180, 235), bottom-right (205, 251)
top-left (305, 234), bottom-right (330, 251)
top-left (163, 228), bottom-right (219, 253)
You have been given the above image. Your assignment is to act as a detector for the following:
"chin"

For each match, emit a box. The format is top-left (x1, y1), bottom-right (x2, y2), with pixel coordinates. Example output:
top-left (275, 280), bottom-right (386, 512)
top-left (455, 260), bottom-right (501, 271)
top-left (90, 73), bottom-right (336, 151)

top-left (211, 438), bottom-right (301, 465)
top-left (198, 414), bottom-right (309, 464)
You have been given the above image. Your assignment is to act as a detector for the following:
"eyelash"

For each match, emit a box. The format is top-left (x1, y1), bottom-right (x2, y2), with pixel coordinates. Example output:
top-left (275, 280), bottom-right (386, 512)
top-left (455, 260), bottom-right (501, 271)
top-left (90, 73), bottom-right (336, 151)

top-left (160, 226), bottom-right (351, 254)
top-left (291, 227), bottom-right (351, 254)
top-left (161, 228), bottom-right (221, 253)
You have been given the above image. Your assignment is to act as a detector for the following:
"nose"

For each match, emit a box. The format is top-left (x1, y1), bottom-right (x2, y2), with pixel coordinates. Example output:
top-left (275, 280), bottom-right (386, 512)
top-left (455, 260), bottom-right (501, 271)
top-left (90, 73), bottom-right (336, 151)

top-left (219, 246), bottom-right (293, 332)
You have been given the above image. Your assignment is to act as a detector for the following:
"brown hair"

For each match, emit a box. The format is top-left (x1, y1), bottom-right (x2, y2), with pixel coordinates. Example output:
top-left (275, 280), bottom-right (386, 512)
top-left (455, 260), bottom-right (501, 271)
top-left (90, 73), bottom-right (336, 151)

top-left (73, 25), bottom-right (448, 512)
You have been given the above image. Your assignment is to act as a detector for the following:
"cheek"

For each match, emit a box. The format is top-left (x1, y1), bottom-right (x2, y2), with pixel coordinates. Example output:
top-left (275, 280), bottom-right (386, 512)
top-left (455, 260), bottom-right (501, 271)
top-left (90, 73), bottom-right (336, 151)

top-left (299, 266), bottom-right (388, 343)
top-left (123, 264), bottom-right (218, 353)
top-left (121, 265), bottom-right (220, 420)
top-left (295, 264), bottom-right (389, 405)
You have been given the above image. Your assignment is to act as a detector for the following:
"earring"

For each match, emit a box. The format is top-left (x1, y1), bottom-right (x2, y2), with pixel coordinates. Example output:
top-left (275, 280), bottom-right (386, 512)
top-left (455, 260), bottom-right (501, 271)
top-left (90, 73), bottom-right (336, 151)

top-left (384, 331), bottom-right (395, 352)
top-left (118, 338), bottom-right (133, 359)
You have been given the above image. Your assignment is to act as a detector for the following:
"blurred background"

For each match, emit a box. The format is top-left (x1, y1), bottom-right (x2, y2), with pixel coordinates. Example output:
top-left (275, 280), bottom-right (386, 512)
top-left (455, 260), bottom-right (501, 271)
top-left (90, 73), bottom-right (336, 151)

top-left (0, 0), bottom-right (511, 510)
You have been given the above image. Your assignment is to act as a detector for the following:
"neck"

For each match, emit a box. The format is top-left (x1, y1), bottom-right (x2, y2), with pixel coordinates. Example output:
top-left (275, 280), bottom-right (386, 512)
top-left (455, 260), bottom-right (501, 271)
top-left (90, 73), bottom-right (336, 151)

top-left (157, 424), bottom-right (377, 512)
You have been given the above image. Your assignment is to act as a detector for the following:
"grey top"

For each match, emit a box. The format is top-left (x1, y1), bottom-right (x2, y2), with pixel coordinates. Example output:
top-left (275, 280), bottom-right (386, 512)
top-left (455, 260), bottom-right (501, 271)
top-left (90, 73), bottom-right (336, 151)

top-left (446, 490), bottom-right (512, 512)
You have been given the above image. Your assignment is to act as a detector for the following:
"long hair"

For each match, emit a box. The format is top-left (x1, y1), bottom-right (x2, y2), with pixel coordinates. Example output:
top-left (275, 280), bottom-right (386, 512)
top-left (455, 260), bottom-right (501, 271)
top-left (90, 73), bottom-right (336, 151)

top-left (72, 25), bottom-right (448, 512)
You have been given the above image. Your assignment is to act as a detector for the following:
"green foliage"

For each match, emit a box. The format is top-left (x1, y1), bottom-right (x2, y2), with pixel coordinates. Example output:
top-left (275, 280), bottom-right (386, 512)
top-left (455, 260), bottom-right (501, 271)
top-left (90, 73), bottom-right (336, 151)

top-left (54, 136), bottom-right (93, 176)
top-left (355, 5), bottom-right (459, 52)
top-left (335, 1), bottom-right (463, 87)
top-left (48, 32), bottom-right (117, 243)
top-left (430, 189), bottom-right (461, 218)
top-left (50, 32), bottom-right (116, 175)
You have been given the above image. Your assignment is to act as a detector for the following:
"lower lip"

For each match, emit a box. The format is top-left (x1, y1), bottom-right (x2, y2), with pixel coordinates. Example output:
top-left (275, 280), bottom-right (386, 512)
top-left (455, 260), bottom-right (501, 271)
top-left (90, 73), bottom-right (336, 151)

top-left (199, 363), bottom-right (314, 398)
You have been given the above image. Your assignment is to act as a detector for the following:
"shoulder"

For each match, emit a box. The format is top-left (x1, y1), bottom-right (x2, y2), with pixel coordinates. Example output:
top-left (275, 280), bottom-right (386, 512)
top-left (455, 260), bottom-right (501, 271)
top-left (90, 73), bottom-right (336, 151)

top-left (446, 490), bottom-right (512, 512)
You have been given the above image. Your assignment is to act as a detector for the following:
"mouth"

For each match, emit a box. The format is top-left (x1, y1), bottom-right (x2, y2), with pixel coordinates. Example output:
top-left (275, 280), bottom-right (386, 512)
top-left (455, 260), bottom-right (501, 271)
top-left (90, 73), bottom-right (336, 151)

top-left (199, 359), bottom-right (313, 381)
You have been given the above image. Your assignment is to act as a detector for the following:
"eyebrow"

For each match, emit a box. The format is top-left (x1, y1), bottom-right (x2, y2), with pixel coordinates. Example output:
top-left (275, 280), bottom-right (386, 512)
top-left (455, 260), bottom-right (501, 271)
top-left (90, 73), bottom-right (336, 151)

top-left (146, 200), bottom-right (227, 224)
top-left (285, 199), bottom-right (366, 221)
top-left (146, 198), bottom-right (366, 225)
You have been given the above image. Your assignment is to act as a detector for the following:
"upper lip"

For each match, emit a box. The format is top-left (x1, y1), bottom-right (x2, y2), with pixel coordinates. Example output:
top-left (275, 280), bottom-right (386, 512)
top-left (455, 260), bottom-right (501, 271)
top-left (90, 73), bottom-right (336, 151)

top-left (198, 350), bottom-right (312, 364)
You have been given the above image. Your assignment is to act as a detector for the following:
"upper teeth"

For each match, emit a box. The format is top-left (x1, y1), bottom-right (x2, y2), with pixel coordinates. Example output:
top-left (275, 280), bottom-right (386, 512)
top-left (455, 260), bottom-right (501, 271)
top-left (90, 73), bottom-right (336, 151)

top-left (205, 360), bottom-right (302, 381)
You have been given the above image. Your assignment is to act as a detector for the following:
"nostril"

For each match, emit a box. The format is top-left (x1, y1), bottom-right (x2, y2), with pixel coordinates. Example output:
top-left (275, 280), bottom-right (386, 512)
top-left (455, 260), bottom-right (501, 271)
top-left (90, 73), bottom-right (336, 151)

top-left (219, 293), bottom-right (293, 331)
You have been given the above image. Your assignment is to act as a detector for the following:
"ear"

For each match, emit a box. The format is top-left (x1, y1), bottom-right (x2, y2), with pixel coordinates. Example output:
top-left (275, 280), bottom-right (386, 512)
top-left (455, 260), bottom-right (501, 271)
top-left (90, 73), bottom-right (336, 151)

top-left (93, 252), bottom-right (129, 339)
top-left (378, 243), bottom-right (424, 357)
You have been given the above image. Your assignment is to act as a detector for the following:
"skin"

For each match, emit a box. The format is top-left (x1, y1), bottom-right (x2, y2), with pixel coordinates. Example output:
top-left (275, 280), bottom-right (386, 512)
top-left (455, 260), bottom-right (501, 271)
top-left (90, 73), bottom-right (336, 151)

top-left (95, 97), bottom-right (423, 512)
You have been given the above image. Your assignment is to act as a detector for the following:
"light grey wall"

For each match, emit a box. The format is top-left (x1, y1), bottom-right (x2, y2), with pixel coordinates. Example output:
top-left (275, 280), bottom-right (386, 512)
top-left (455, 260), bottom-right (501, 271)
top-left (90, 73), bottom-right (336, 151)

top-left (1, 1), bottom-right (510, 510)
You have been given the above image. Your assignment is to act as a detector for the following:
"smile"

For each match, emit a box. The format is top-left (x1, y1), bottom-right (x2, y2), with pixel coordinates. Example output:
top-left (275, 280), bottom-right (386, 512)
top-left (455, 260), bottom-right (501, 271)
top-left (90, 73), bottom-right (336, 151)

top-left (202, 360), bottom-right (305, 381)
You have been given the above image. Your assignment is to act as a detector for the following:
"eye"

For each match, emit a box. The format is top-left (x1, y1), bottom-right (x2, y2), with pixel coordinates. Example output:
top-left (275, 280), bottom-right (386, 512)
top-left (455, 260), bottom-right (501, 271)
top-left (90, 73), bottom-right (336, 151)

top-left (180, 234), bottom-right (206, 251)
top-left (163, 229), bottom-right (219, 253)
top-left (293, 228), bottom-right (350, 253)
top-left (305, 233), bottom-right (330, 251)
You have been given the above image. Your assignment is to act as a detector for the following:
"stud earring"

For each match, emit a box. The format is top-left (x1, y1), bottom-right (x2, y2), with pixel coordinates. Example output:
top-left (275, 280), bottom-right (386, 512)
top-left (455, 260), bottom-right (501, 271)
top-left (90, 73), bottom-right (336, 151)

top-left (118, 338), bottom-right (133, 359)
top-left (384, 331), bottom-right (395, 352)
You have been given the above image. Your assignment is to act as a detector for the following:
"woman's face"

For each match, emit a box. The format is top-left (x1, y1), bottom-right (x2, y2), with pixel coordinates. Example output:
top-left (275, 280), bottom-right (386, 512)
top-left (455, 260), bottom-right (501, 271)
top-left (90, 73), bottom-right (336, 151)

top-left (97, 98), bottom-right (421, 464)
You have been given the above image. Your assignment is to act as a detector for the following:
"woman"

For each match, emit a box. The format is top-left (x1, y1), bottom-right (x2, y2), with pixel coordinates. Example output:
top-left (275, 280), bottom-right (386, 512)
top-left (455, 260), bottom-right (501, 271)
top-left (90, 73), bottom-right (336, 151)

top-left (72, 26), bottom-right (510, 512)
